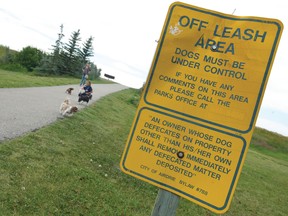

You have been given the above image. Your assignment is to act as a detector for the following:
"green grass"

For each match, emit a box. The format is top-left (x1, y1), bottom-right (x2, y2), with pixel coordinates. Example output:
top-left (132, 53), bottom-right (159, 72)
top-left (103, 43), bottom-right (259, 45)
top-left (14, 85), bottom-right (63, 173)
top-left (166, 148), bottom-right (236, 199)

top-left (0, 69), bottom-right (114, 88)
top-left (0, 88), bottom-right (287, 215)
top-left (250, 127), bottom-right (288, 161)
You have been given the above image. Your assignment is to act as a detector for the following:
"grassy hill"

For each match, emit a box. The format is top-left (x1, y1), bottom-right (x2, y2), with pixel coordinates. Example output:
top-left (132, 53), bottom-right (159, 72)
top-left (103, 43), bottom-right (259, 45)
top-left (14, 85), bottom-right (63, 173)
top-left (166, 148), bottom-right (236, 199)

top-left (0, 45), bottom-right (18, 57)
top-left (0, 87), bottom-right (287, 215)
top-left (251, 127), bottom-right (288, 161)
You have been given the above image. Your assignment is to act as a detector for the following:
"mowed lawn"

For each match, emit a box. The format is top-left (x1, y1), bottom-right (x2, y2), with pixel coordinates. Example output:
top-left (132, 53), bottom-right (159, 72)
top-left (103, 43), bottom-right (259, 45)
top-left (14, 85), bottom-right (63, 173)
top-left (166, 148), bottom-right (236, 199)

top-left (0, 69), bottom-right (113, 88)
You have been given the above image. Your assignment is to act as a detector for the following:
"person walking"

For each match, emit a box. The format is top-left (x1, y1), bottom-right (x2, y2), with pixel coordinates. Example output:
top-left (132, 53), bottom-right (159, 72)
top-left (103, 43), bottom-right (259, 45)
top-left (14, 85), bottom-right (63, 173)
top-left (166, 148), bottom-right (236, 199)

top-left (80, 63), bottom-right (91, 86)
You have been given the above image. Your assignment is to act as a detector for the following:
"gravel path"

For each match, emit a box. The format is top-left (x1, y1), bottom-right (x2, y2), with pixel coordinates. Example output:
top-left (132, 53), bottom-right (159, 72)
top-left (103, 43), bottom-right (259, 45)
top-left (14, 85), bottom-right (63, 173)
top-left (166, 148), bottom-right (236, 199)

top-left (0, 84), bottom-right (129, 142)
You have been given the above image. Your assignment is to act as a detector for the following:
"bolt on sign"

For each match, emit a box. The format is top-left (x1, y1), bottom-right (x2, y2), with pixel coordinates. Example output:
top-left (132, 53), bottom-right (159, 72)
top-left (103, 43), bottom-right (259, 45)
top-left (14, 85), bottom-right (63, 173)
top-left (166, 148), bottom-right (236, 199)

top-left (120, 1), bottom-right (283, 214)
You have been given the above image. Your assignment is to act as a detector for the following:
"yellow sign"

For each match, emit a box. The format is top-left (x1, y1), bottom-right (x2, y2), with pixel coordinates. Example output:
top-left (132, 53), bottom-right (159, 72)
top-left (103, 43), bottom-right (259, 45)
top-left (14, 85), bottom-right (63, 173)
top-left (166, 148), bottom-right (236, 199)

top-left (121, 2), bottom-right (283, 214)
top-left (144, 2), bottom-right (283, 133)
top-left (122, 108), bottom-right (246, 212)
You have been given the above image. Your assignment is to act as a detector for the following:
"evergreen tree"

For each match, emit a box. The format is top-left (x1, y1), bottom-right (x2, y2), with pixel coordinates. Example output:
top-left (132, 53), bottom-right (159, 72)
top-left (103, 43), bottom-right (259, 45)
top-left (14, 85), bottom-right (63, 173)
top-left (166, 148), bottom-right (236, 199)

top-left (53, 24), bottom-right (65, 56)
top-left (79, 36), bottom-right (94, 64)
top-left (89, 63), bottom-right (101, 80)
top-left (60, 29), bottom-right (82, 76)
top-left (52, 24), bottom-right (65, 74)
top-left (37, 25), bottom-right (97, 77)
top-left (37, 24), bottom-right (65, 75)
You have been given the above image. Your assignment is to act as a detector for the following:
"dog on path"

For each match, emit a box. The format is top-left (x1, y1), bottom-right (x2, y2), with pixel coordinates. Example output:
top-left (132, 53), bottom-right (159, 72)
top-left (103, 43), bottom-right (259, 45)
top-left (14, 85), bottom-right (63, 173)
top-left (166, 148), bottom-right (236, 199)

top-left (78, 94), bottom-right (91, 103)
top-left (65, 88), bottom-right (74, 95)
top-left (59, 99), bottom-right (78, 116)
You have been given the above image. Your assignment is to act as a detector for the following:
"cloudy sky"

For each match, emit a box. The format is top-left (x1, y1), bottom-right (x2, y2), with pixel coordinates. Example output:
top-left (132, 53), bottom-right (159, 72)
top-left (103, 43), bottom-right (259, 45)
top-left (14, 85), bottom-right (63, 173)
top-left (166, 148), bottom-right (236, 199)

top-left (0, 0), bottom-right (287, 136)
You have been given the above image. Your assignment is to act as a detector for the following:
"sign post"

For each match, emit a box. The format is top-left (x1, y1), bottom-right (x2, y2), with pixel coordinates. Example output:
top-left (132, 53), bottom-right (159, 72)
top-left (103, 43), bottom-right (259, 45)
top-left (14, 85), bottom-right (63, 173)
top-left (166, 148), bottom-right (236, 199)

top-left (120, 2), bottom-right (283, 214)
top-left (151, 189), bottom-right (179, 216)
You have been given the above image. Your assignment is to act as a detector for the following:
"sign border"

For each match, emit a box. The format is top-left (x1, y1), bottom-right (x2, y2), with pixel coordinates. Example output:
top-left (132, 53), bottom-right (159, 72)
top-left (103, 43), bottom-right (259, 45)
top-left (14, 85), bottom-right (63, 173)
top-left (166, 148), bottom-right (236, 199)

top-left (143, 3), bottom-right (283, 133)
top-left (121, 107), bottom-right (247, 211)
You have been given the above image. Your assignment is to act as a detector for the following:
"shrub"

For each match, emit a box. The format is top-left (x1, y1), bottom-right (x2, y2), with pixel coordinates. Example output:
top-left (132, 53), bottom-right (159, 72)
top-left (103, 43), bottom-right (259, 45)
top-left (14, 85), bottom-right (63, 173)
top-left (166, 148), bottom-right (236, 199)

top-left (0, 63), bottom-right (27, 72)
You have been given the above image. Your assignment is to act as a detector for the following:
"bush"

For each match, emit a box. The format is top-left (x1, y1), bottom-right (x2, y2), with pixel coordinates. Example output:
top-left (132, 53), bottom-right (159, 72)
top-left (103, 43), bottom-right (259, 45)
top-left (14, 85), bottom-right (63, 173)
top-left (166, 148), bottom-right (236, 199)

top-left (0, 63), bottom-right (27, 72)
top-left (16, 46), bottom-right (44, 71)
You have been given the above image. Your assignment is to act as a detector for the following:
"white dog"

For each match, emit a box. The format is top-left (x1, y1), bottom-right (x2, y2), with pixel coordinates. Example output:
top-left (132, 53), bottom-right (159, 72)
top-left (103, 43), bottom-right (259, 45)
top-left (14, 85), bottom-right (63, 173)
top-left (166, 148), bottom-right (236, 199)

top-left (59, 99), bottom-right (78, 116)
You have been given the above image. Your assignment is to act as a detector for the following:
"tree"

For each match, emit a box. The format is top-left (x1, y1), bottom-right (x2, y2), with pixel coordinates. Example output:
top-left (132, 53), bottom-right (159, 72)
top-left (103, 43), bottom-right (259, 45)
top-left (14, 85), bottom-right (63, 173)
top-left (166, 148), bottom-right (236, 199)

top-left (52, 24), bottom-right (65, 74)
top-left (37, 25), bottom-right (65, 75)
top-left (53, 24), bottom-right (65, 57)
top-left (79, 36), bottom-right (94, 64)
top-left (60, 29), bottom-right (82, 76)
top-left (36, 54), bottom-right (55, 74)
top-left (16, 46), bottom-right (44, 71)
top-left (89, 63), bottom-right (101, 80)
top-left (37, 25), bottom-right (97, 77)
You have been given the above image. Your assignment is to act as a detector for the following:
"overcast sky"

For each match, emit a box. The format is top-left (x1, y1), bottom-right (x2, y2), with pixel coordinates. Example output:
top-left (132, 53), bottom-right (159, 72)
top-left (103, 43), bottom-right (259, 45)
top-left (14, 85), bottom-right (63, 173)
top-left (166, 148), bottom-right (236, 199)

top-left (0, 0), bottom-right (287, 136)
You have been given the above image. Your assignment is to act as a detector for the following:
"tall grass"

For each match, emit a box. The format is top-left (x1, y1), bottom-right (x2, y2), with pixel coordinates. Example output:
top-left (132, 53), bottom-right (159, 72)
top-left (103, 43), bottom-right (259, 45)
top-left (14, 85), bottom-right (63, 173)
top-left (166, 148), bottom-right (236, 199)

top-left (0, 89), bottom-right (287, 215)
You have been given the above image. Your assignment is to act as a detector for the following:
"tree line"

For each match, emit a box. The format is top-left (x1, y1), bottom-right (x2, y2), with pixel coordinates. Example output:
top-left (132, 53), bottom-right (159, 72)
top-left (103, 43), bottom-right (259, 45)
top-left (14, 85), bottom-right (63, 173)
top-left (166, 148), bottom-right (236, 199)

top-left (0, 25), bottom-right (101, 80)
